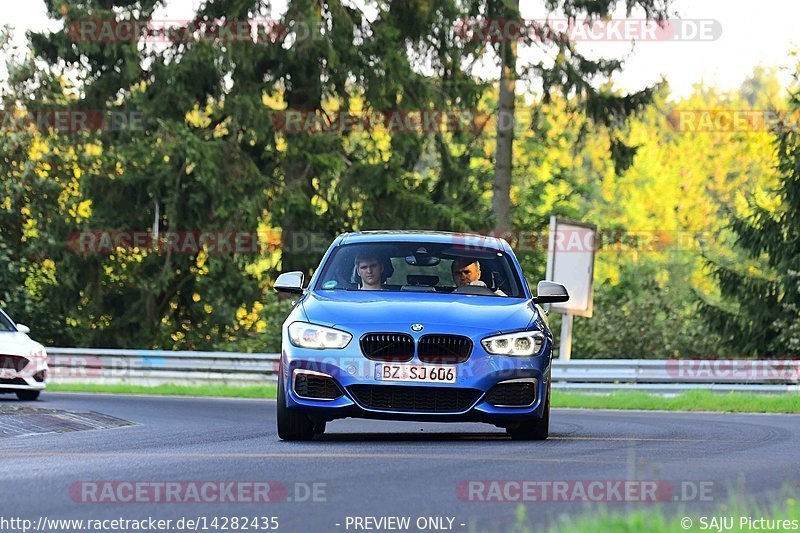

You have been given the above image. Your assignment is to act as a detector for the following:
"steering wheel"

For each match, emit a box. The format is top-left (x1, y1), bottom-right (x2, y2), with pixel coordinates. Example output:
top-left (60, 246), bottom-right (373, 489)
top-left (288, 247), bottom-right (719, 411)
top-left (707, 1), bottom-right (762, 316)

top-left (453, 284), bottom-right (496, 296)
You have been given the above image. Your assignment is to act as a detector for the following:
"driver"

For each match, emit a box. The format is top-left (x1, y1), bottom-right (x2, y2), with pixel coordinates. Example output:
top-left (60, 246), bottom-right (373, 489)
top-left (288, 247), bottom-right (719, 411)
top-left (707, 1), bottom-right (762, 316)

top-left (355, 254), bottom-right (385, 290)
top-left (451, 258), bottom-right (507, 296)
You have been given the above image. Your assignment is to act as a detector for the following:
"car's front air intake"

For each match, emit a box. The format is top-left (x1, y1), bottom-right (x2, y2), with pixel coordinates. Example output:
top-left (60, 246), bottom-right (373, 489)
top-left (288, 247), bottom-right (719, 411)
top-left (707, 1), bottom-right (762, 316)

top-left (293, 371), bottom-right (343, 400)
top-left (417, 335), bottom-right (473, 364)
top-left (360, 333), bottom-right (415, 362)
top-left (485, 379), bottom-right (537, 407)
top-left (348, 385), bottom-right (481, 413)
top-left (0, 378), bottom-right (28, 386)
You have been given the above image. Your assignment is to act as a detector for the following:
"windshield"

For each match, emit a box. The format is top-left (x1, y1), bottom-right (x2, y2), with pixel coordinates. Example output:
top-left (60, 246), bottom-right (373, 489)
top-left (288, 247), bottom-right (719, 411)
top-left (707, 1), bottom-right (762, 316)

top-left (0, 310), bottom-right (17, 332)
top-left (314, 242), bottom-right (526, 298)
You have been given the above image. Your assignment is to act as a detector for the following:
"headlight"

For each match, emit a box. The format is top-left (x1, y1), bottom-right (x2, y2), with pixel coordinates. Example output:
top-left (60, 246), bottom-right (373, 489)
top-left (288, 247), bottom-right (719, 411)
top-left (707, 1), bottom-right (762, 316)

top-left (29, 346), bottom-right (47, 362)
top-left (288, 322), bottom-right (352, 350)
top-left (481, 331), bottom-right (545, 356)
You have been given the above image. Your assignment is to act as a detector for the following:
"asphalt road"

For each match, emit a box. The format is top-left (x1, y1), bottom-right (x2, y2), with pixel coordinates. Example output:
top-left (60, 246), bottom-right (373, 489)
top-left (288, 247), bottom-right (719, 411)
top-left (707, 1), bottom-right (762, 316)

top-left (0, 392), bottom-right (798, 533)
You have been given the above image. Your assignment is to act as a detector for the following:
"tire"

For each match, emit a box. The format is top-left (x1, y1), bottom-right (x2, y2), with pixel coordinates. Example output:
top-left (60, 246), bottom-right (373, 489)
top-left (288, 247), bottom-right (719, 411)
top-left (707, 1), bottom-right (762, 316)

top-left (277, 373), bottom-right (315, 441)
top-left (16, 390), bottom-right (40, 401)
top-left (507, 383), bottom-right (549, 441)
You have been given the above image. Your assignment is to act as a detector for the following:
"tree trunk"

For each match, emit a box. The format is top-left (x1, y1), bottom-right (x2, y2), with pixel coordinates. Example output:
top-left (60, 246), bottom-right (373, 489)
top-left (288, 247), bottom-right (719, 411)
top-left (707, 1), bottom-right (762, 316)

top-left (279, 0), bottom-right (322, 273)
top-left (492, 0), bottom-right (519, 232)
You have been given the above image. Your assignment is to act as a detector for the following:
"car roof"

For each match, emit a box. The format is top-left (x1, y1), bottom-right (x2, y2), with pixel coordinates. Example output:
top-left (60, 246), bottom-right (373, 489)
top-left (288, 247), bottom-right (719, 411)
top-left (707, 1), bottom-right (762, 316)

top-left (338, 230), bottom-right (506, 251)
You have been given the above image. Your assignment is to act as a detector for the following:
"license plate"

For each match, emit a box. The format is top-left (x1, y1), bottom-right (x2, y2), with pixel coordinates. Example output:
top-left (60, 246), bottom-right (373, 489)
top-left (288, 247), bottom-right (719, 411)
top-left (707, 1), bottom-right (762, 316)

top-left (0, 369), bottom-right (15, 379)
top-left (375, 363), bottom-right (456, 384)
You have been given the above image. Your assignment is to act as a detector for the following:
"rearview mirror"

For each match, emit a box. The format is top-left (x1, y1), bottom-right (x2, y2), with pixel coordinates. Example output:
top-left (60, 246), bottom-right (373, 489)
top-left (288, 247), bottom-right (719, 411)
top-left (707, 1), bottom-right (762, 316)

top-left (405, 254), bottom-right (440, 267)
top-left (16, 324), bottom-right (31, 334)
top-left (274, 271), bottom-right (305, 294)
top-left (533, 281), bottom-right (569, 304)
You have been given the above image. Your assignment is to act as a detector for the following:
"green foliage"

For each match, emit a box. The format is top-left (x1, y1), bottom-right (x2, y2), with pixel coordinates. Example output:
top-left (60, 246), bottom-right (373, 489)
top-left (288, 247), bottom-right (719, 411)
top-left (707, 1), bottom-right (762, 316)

top-left (4, 0), bottom-right (276, 348)
top-left (570, 261), bottom-right (721, 358)
top-left (0, 1), bottom-right (790, 360)
top-left (3, 0), bottom-right (494, 348)
top-left (47, 382), bottom-right (278, 398)
top-left (545, 491), bottom-right (800, 533)
top-left (514, 69), bottom-right (779, 358)
top-left (703, 67), bottom-right (800, 355)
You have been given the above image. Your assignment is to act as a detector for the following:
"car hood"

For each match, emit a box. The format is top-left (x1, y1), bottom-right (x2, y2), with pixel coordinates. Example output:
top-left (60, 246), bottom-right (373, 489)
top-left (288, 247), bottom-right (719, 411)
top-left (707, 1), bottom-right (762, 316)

top-left (301, 291), bottom-right (536, 334)
top-left (0, 332), bottom-right (41, 355)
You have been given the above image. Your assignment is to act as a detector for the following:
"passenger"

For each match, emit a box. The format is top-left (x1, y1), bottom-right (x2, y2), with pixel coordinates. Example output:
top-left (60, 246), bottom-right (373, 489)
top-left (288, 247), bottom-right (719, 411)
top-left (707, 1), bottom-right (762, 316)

top-left (355, 254), bottom-right (385, 290)
top-left (451, 258), bottom-right (507, 296)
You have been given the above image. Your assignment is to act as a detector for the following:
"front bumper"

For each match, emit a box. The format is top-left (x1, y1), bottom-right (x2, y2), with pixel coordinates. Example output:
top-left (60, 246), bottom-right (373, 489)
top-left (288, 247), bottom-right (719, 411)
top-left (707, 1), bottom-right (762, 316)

top-left (0, 355), bottom-right (48, 392)
top-left (281, 342), bottom-right (550, 425)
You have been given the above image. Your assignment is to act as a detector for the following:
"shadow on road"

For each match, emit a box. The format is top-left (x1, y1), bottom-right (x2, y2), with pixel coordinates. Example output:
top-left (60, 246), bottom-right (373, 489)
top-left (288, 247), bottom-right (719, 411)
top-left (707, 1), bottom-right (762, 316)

top-left (317, 432), bottom-right (514, 442)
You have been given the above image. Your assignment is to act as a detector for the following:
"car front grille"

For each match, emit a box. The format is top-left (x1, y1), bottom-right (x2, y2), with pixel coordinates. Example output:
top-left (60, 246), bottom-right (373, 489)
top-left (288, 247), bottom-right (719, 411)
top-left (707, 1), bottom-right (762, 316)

top-left (485, 380), bottom-right (537, 407)
top-left (348, 385), bottom-right (481, 413)
top-left (360, 333), bottom-right (415, 362)
top-left (417, 334), bottom-right (473, 364)
top-left (0, 355), bottom-right (29, 373)
top-left (293, 372), bottom-right (343, 400)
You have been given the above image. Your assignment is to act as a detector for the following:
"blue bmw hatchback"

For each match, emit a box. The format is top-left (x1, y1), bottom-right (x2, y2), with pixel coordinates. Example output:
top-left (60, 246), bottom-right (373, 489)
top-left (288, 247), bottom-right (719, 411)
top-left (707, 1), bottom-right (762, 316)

top-left (274, 231), bottom-right (569, 440)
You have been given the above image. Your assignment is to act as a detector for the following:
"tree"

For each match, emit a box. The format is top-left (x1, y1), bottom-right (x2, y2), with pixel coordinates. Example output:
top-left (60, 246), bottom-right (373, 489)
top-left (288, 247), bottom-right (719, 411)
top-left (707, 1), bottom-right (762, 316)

top-left (20, 0), bottom-right (274, 348)
top-left (490, 0), bottom-right (519, 231)
top-left (0, 26), bottom-right (108, 345)
top-left (9, 0), bottom-right (495, 347)
top-left (485, 0), bottom-right (671, 231)
top-left (511, 70), bottom-right (777, 358)
top-left (703, 68), bottom-right (800, 356)
top-left (271, 0), bottom-right (493, 270)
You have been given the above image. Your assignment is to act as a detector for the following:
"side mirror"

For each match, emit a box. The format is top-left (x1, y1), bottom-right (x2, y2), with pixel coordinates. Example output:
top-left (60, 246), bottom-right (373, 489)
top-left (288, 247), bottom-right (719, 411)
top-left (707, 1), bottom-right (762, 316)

top-left (16, 324), bottom-right (31, 334)
top-left (533, 281), bottom-right (569, 304)
top-left (274, 271), bottom-right (305, 294)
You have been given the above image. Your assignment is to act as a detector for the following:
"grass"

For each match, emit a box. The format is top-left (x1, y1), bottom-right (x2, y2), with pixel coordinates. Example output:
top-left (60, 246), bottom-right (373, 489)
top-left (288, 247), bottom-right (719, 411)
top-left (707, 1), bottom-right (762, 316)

top-left (46, 384), bottom-right (800, 413)
top-left (47, 382), bottom-right (277, 398)
top-left (539, 493), bottom-right (800, 533)
top-left (552, 389), bottom-right (800, 413)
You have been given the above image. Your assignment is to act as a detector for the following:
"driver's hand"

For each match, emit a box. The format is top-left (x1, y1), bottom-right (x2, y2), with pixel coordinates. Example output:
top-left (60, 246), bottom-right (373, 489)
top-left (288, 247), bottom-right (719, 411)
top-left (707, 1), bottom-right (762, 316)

top-left (469, 280), bottom-right (488, 287)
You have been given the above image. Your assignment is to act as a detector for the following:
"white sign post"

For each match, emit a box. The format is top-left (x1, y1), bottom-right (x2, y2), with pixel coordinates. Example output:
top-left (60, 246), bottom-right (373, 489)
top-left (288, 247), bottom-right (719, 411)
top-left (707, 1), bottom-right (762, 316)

top-left (544, 216), bottom-right (596, 360)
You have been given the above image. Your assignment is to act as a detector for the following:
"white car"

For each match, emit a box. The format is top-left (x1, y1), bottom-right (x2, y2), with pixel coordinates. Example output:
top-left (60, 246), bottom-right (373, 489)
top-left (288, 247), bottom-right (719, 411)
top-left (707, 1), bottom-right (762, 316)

top-left (0, 308), bottom-right (47, 400)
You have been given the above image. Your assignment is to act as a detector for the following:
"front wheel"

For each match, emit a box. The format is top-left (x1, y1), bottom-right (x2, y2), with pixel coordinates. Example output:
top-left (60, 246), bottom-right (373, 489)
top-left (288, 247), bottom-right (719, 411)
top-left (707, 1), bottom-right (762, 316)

top-left (507, 383), bottom-right (549, 441)
top-left (277, 374), bottom-right (315, 441)
top-left (16, 390), bottom-right (40, 401)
